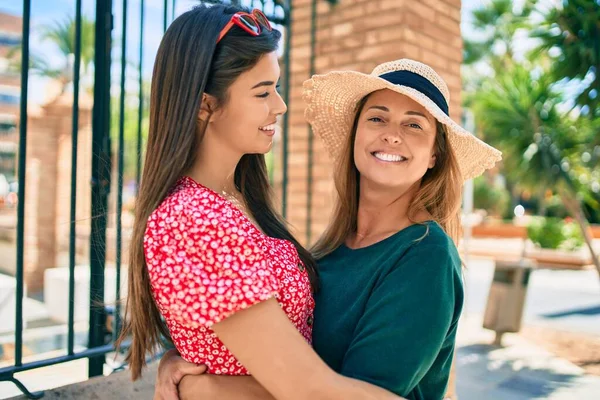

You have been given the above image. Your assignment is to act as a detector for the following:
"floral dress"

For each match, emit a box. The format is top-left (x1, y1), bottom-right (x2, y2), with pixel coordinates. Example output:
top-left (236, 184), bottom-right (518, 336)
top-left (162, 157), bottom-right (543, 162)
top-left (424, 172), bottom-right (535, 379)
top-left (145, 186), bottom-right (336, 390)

top-left (144, 176), bottom-right (314, 375)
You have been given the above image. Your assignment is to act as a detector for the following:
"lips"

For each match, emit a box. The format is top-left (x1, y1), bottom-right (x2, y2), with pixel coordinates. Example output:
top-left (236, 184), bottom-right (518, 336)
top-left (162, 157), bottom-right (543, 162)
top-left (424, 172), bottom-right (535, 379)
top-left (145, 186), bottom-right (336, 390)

top-left (372, 151), bottom-right (407, 162)
top-left (259, 124), bottom-right (275, 131)
top-left (259, 121), bottom-right (277, 131)
top-left (259, 121), bottom-right (277, 137)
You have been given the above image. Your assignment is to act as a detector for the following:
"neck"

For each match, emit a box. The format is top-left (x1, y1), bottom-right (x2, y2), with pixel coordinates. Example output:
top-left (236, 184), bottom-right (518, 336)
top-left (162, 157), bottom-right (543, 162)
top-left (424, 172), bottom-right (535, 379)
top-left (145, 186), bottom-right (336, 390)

top-left (186, 127), bottom-right (241, 194)
top-left (356, 180), bottom-right (416, 238)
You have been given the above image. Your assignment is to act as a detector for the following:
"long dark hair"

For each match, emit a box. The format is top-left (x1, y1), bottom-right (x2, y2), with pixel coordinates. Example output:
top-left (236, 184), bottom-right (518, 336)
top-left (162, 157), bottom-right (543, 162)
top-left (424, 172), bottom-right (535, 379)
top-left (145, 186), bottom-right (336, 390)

top-left (117, 4), bottom-right (318, 380)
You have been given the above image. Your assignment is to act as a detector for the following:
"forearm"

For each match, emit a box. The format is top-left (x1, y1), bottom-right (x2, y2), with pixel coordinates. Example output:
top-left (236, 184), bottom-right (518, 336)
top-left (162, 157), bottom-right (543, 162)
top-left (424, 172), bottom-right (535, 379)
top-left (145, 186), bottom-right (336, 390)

top-left (321, 374), bottom-right (406, 400)
top-left (179, 373), bottom-right (404, 400)
top-left (179, 374), bottom-right (275, 400)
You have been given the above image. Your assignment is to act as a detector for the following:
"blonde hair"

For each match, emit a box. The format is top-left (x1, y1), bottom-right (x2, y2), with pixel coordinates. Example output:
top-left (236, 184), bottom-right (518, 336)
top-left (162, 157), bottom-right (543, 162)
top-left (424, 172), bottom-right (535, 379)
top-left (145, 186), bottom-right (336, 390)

top-left (311, 95), bottom-right (463, 260)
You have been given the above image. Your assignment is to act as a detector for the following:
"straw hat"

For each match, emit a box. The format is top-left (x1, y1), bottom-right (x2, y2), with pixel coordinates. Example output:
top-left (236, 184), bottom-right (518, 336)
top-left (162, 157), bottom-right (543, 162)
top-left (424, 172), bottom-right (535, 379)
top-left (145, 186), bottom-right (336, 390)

top-left (302, 59), bottom-right (502, 180)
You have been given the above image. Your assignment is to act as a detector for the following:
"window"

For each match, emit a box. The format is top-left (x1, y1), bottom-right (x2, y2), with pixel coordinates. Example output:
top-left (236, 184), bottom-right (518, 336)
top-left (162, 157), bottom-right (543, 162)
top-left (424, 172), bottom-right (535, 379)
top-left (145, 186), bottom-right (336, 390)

top-left (0, 151), bottom-right (16, 179)
top-left (0, 93), bottom-right (19, 105)
top-left (0, 121), bottom-right (16, 135)
top-left (0, 32), bottom-right (21, 47)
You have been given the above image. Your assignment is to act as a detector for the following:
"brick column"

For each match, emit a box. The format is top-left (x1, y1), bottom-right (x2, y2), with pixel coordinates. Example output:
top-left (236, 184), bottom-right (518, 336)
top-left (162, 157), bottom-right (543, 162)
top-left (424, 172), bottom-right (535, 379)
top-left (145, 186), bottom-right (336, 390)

top-left (54, 93), bottom-right (93, 263)
top-left (286, 0), bottom-right (463, 245)
top-left (23, 92), bottom-right (93, 293)
top-left (24, 105), bottom-right (60, 293)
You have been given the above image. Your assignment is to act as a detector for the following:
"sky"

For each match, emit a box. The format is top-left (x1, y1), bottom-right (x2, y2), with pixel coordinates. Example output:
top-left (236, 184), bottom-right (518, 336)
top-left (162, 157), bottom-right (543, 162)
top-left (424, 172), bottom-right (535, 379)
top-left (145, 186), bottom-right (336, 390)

top-left (0, 0), bottom-right (295, 103)
top-left (0, 0), bottom-right (575, 105)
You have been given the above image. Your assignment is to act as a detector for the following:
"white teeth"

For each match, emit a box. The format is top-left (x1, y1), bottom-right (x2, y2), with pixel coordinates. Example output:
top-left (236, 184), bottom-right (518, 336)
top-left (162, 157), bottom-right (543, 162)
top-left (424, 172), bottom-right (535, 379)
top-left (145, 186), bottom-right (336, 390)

top-left (373, 152), bottom-right (406, 162)
top-left (259, 124), bottom-right (276, 131)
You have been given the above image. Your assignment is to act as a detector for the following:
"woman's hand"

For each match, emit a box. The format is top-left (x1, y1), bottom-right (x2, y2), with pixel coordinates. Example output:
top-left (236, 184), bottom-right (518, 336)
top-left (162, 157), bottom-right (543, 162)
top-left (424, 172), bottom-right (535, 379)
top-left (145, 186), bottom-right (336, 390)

top-left (154, 349), bottom-right (208, 400)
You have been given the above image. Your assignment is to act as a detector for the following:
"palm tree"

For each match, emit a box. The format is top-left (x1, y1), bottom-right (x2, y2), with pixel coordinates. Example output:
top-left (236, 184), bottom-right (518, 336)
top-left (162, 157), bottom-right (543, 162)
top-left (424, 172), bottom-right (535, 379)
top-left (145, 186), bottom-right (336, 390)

top-left (463, 0), bottom-right (534, 67)
top-left (530, 0), bottom-right (600, 117)
top-left (8, 15), bottom-right (95, 93)
top-left (41, 15), bottom-right (95, 92)
top-left (471, 62), bottom-right (600, 276)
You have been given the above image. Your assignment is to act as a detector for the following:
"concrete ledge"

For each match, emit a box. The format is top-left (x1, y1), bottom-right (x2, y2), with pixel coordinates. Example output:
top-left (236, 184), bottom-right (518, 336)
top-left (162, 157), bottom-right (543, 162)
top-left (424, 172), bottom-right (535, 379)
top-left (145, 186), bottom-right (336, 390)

top-left (9, 362), bottom-right (157, 400)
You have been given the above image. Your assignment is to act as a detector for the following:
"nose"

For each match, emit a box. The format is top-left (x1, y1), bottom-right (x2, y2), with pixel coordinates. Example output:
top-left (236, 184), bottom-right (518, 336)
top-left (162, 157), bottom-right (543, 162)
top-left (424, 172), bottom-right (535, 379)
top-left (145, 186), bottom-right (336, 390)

top-left (382, 130), bottom-right (402, 145)
top-left (272, 90), bottom-right (288, 116)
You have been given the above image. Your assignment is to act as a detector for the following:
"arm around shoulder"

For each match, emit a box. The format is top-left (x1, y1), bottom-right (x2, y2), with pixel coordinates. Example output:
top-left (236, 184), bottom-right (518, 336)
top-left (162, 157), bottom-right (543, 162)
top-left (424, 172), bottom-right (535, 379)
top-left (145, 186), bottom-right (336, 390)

top-left (211, 298), bottom-right (406, 400)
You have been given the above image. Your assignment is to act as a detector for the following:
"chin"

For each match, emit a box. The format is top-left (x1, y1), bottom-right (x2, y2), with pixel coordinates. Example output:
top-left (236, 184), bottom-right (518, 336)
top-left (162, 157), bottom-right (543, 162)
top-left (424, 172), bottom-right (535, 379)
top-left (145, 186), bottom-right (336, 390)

top-left (361, 172), bottom-right (415, 190)
top-left (362, 176), bottom-right (401, 188)
top-left (263, 140), bottom-right (274, 153)
top-left (249, 144), bottom-right (272, 155)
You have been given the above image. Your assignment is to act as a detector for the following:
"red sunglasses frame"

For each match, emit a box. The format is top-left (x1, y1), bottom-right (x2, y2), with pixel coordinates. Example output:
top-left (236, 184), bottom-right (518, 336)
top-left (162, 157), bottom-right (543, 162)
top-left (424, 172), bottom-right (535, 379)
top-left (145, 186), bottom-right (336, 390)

top-left (216, 9), bottom-right (273, 44)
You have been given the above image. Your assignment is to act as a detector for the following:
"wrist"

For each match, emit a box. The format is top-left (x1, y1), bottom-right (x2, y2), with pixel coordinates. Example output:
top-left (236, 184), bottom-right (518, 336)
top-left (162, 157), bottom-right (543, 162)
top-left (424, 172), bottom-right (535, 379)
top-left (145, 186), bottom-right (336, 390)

top-left (163, 348), bottom-right (180, 360)
top-left (180, 374), bottom-right (213, 399)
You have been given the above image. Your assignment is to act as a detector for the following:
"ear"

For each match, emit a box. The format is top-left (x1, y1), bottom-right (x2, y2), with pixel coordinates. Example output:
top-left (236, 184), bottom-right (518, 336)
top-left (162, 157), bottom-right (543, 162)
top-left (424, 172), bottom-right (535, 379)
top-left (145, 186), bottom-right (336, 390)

top-left (198, 93), bottom-right (218, 122)
top-left (428, 153), bottom-right (437, 169)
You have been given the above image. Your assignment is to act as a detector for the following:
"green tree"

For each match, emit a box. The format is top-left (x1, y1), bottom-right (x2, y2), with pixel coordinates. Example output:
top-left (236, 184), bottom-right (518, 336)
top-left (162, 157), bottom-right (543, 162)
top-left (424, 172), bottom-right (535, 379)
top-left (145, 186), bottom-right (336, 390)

top-left (463, 0), bottom-right (534, 67)
top-left (8, 15), bottom-right (95, 92)
top-left (110, 79), bottom-right (151, 182)
top-left (530, 0), bottom-right (600, 116)
top-left (471, 62), bottom-right (600, 275)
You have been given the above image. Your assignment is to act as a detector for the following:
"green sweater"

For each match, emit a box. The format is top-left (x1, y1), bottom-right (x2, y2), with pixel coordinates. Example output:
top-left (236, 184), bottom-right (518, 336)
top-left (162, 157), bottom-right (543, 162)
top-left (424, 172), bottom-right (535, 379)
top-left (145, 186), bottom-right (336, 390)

top-left (312, 221), bottom-right (463, 400)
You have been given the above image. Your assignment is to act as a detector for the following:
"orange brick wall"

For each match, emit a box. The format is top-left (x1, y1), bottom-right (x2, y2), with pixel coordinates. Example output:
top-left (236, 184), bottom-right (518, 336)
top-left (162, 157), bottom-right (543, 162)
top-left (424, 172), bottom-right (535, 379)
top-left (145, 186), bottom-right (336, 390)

top-left (22, 94), bottom-right (93, 292)
top-left (282, 0), bottom-right (463, 245)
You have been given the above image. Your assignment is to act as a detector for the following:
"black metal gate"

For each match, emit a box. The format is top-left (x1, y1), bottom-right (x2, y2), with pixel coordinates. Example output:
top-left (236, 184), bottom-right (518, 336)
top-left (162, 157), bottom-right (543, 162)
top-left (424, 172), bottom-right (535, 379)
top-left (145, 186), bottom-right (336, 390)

top-left (0, 1), bottom-right (292, 397)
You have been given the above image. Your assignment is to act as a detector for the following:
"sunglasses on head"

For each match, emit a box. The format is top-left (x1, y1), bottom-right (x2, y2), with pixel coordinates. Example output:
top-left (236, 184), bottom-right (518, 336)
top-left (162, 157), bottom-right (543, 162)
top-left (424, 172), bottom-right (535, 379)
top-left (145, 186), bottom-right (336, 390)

top-left (217, 9), bottom-right (273, 44)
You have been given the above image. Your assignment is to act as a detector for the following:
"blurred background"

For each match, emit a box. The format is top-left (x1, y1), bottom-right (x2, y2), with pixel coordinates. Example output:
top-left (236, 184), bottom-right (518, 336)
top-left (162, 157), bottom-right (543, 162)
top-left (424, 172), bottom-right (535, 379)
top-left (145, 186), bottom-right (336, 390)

top-left (0, 0), bottom-right (598, 399)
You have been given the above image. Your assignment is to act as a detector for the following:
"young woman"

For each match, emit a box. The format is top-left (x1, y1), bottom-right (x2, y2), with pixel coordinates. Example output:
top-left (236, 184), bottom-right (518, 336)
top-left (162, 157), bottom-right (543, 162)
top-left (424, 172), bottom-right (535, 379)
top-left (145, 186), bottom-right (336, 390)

top-left (153, 57), bottom-right (502, 400)
top-left (118, 4), bottom-right (419, 400)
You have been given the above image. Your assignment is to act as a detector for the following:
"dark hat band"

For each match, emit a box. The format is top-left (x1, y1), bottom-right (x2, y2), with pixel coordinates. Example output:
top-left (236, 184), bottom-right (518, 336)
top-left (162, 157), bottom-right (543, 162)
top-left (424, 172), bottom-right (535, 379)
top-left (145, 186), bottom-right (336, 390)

top-left (378, 70), bottom-right (449, 116)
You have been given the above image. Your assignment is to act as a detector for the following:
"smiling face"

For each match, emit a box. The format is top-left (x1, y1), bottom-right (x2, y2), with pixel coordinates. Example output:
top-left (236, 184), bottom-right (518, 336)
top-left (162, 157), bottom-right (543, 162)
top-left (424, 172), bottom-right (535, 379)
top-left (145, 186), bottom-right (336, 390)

top-left (204, 51), bottom-right (287, 155)
top-left (353, 89), bottom-right (438, 191)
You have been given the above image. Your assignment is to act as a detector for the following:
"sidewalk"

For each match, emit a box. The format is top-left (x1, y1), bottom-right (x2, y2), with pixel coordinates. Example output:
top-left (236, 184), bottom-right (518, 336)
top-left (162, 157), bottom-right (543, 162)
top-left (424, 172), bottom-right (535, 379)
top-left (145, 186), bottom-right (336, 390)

top-left (456, 313), bottom-right (600, 399)
top-left (3, 313), bottom-right (599, 399)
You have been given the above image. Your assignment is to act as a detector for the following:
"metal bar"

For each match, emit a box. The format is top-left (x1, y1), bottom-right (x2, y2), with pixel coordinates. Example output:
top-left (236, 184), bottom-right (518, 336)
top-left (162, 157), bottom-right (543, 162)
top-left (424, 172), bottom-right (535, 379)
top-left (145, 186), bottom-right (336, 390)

top-left (88, 0), bottom-right (113, 377)
top-left (0, 341), bottom-right (131, 377)
top-left (172, 0), bottom-right (176, 22)
top-left (306, 0), bottom-right (317, 244)
top-left (136, 0), bottom-right (145, 192)
top-left (114, 0), bottom-right (128, 343)
top-left (68, 0), bottom-right (84, 357)
top-left (281, 0), bottom-right (291, 218)
top-left (163, 0), bottom-right (168, 32)
top-left (2, 377), bottom-right (43, 399)
top-left (14, 0), bottom-right (31, 368)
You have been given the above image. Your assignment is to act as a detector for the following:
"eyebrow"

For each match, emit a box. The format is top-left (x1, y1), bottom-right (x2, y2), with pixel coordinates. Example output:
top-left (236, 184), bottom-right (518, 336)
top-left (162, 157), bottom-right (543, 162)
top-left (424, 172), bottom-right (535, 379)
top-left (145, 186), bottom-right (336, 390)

top-left (367, 105), bottom-right (389, 112)
top-left (368, 106), bottom-right (432, 122)
top-left (406, 111), bottom-right (429, 119)
top-left (251, 80), bottom-right (275, 89)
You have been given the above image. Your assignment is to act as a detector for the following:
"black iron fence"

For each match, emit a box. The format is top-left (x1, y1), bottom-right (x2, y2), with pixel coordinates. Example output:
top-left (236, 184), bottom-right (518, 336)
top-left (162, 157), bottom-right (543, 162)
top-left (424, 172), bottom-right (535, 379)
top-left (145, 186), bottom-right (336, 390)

top-left (0, 0), bottom-right (293, 397)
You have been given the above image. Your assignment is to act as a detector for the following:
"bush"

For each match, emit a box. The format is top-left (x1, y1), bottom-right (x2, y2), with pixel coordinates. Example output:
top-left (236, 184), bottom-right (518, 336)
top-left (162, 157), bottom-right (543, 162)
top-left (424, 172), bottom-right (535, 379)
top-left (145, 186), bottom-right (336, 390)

top-left (561, 220), bottom-right (585, 251)
top-left (545, 195), bottom-right (569, 219)
top-left (527, 217), bottom-right (584, 250)
top-left (473, 176), bottom-right (510, 218)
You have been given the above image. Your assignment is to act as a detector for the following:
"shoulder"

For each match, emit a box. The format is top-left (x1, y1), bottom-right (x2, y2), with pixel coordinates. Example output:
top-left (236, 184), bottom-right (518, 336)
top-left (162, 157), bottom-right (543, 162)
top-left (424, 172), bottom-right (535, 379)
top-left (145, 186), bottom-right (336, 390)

top-left (144, 178), bottom-right (254, 254)
top-left (388, 222), bottom-right (464, 312)
top-left (390, 222), bottom-right (462, 280)
top-left (405, 222), bottom-right (459, 262)
top-left (148, 178), bottom-right (242, 229)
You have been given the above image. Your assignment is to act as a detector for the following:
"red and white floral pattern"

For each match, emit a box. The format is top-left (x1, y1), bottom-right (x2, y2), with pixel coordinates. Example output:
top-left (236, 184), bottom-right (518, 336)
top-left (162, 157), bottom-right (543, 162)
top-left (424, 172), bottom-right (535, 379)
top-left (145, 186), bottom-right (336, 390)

top-left (144, 176), bottom-right (314, 375)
